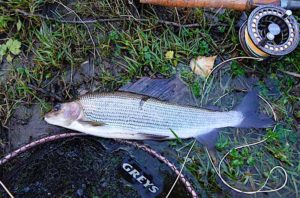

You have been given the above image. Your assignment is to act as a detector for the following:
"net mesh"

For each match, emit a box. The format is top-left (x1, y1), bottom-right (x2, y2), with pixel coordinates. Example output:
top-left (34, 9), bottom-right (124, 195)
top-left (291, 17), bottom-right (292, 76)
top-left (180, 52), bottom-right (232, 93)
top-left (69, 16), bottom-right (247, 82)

top-left (0, 136), bottom-right (194, 198)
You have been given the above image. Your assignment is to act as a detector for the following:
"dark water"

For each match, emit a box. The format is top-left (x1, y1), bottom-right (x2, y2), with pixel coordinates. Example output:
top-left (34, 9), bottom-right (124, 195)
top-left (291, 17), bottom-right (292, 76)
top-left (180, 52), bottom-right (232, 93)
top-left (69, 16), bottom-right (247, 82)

top-left (0, 136), bottom-right (201, 198)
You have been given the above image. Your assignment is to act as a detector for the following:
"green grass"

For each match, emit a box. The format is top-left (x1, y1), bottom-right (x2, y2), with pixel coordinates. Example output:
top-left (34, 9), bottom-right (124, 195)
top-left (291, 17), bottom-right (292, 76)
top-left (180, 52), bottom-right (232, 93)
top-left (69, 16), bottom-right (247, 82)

top-left (108, 27), bottom-right (212, 80)
top-left (0, 0), bottom-right (299, 197)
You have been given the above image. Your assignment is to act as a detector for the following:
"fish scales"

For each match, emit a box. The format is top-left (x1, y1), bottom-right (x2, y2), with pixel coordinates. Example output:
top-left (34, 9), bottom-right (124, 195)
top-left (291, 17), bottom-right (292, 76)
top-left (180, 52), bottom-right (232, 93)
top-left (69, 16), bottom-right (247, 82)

top-left (80, 96), bottom-right (235, 129)
top-left (45, 91), bottom-right (274, 142)
top-left (79, 93), bottom-right (242, 134)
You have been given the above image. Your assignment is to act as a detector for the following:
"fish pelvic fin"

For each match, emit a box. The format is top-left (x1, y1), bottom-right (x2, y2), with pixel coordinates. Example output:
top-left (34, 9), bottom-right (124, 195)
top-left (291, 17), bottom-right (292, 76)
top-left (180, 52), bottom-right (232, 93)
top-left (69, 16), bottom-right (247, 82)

top-left (234, 90), bottom-right (275, 128)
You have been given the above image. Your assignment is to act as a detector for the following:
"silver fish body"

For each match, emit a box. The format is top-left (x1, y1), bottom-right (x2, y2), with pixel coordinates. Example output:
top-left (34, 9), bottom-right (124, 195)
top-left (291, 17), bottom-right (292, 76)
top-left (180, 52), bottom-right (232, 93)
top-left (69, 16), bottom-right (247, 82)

top-left (45, 91), bottom-right (274, 143)
top-left (78, 93), bottom-right (243, 139)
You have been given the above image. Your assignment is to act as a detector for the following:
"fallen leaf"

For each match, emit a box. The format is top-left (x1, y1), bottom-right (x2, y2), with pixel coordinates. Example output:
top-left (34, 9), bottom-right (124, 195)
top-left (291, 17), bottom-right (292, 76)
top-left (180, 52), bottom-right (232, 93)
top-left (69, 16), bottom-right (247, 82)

top-left (165, 50), bottom-right (174, 60)
top-left (190, 55), bottom-right (217, 78)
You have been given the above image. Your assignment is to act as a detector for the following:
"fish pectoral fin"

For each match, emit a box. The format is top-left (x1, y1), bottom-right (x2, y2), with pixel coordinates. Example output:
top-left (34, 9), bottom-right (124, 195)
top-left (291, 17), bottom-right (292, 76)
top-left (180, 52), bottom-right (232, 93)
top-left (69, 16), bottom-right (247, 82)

top-left (136, 132), bottom-right (169, 140)
top-left (77, 119), bottom-right (105, 127)
top-left (195, 128), bottom-right (219, 149)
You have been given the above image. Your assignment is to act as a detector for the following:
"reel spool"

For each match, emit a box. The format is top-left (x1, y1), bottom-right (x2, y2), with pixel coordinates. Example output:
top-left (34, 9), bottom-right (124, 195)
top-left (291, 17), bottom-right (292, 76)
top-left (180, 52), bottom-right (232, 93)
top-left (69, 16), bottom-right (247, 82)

top-left (239, 5), bottom-right (299, 59)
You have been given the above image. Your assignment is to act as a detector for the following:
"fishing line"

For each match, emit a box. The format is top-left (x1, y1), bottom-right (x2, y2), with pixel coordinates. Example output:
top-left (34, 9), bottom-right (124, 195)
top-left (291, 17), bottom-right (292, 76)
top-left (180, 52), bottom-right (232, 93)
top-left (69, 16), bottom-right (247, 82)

top-left (54, 0), bottom-right (97, 58)
top-left (53, 0), bottom-right (98, 88)
top-left (200, 56), bottom-right (263, 106)
top-left (0, 180), bottom-right (14, 198)
top-left (205, 144), bottom-right (288, 194)
top-left (167, 74), bottom-right (283, 196)
top-left (205, 94), bottom-right (288, 194)
top-left (166, 139), bottom-right (197, 198)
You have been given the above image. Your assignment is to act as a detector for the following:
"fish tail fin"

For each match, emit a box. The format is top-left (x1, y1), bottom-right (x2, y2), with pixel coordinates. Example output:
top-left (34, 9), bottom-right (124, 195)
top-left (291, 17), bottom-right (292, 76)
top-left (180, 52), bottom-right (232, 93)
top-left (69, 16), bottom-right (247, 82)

top-left (234, 90), bottom-right (275, 128)
top-left (195, 91), bottom-right (274, 149)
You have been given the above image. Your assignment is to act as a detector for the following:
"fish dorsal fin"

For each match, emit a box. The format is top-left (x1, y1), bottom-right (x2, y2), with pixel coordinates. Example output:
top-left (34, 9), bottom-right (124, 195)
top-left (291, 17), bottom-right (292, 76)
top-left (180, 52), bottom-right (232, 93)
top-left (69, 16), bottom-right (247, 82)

top-left (119, 76), bottom-right (197, 106)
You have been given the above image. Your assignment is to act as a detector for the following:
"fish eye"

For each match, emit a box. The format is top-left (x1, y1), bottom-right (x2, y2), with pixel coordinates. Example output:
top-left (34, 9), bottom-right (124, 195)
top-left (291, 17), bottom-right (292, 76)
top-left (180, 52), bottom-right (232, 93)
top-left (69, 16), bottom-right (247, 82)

top-left (53, 103), bottom-right (61, 111)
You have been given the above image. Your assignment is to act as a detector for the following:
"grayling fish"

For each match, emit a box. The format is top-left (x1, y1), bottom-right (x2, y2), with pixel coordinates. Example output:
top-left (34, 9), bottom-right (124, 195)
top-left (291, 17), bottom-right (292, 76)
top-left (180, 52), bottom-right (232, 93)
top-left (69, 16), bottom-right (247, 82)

top-left (44, 91), bottom-right (274, 147)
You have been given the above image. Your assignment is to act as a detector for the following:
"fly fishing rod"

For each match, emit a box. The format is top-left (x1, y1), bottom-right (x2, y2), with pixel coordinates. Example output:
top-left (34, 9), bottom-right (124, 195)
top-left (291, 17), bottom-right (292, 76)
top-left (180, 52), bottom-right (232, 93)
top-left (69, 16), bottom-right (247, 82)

top-left (139, 0), bottom-right (300, 10)
top-left (140, 0), bottom-right (300, 59)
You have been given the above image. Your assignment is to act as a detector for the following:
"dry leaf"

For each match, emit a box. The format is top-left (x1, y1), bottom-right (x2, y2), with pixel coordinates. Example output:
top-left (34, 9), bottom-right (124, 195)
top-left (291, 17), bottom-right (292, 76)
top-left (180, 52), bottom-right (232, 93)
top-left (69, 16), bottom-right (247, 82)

top-left (190, 55), bottom-right (217, 78)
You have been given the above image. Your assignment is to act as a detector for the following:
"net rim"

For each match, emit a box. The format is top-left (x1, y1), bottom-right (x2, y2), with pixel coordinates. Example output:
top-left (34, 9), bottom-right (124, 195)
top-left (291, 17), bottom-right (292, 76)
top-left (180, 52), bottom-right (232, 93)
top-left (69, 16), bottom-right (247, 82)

top-left (0, 132), bottom-right (198, 198)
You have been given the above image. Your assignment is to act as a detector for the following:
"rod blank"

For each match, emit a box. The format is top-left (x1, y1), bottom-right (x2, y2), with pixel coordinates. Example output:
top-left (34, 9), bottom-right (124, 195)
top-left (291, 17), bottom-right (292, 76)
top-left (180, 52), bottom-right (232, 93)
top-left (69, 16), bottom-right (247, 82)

top-left (140, 0), bottom-right (281, 11)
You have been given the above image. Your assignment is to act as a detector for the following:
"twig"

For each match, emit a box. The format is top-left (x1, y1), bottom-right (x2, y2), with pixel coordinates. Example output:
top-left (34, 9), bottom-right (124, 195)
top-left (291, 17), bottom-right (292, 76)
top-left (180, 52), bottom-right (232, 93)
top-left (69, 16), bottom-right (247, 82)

top-left (174, 7), bottom-right (181, 27)
top-left (15, 9), bottom-right (201, 28)
top-left (198, 31), bottom-right (225, 61)
top-left (280, 70), bottom-right (300, 78)
top-left (220, 17), bottom-right (235, 45)
top-left (27, 84), bottom-right (63, 101)
top-left (15, 9), bottom-right (98, 23)
top-left (128, 0), bottom-right (140, 18)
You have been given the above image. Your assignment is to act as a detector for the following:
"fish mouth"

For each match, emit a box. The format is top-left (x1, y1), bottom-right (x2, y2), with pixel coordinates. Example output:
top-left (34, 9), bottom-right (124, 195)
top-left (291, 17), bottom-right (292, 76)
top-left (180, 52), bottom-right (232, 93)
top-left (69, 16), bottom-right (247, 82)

top-left (44, 112), bottom-right (58, 125)
top-left (44, 115), bottom-right (53, 124)
top-left (44, 111), bottom-right (55, 120)
top-left (44, 115), bottom-right (64, 127)
top-left (44, 112), bottom-right (51, 121)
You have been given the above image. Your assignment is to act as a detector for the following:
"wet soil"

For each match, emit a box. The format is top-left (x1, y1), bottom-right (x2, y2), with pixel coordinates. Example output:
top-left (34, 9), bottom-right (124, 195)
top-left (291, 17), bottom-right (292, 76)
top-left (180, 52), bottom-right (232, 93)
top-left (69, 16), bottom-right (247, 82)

top-left (7, 104), bottom-right (61, 150)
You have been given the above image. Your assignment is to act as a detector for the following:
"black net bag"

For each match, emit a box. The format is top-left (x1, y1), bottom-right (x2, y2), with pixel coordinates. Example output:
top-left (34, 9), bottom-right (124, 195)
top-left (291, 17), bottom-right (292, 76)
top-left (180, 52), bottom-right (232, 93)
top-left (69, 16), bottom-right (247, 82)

top-left (0, 133), bottom-right (199, 198)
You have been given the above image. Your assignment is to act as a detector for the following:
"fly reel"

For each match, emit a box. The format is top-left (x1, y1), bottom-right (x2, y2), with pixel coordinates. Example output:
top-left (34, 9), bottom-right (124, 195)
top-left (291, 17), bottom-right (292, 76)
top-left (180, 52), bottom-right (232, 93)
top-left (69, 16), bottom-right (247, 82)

top-left (239, 5), bottom-right (299, 59)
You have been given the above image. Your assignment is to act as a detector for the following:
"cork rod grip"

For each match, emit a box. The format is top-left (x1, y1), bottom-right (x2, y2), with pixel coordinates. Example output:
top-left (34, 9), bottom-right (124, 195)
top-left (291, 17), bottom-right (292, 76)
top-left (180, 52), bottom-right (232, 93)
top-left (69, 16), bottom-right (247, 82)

top-left (139, 0), bottom-right (281, 11)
